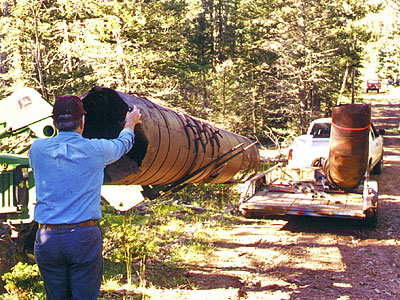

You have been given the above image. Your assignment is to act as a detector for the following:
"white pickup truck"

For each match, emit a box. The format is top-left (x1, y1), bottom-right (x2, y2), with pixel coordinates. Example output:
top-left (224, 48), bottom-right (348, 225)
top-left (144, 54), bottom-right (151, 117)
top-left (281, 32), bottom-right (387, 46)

top-left (287, 118), bottom-right (385, 174)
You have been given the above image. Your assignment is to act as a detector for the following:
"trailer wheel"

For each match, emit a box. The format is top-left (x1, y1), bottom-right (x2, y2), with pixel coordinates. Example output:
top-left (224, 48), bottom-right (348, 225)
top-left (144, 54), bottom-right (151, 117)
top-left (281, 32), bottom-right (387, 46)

top-left (364, 208), bottom-right (378, 228)
top-left (364, 196), bottom-right (379, 228)
top-left (363, 180), bottom-right (379, 228)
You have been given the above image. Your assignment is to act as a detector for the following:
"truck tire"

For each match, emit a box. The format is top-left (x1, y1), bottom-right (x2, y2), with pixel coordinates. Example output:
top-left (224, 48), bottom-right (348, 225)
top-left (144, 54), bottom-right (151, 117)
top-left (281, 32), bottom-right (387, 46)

top-left (371, 157), bottom-right (383, 175)
top-left (0, 224), bottom-right (16, 292)
top-left (242, 210), bottom-right (254, 218)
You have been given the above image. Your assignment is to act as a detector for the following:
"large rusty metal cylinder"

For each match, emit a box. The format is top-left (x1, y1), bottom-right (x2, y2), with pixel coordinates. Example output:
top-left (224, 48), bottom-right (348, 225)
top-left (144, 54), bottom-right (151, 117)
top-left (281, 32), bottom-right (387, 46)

top-left (324, 103), bottom-right (371, 191)
top-left (81, 87), bottom-right (260, 186)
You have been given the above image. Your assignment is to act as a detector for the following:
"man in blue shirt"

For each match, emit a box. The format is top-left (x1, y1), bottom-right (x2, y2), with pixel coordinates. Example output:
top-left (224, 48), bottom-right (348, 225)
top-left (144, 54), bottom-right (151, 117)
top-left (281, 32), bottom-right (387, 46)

top-left (29, 95), bottom-right (141, 300)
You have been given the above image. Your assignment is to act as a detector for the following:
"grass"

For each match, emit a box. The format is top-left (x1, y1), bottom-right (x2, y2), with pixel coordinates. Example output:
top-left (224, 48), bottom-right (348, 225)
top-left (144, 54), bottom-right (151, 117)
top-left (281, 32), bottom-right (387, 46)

top-left (97, 183), bottom-right (241, 298)
top-left (1, 183), bottom-right (240, 300)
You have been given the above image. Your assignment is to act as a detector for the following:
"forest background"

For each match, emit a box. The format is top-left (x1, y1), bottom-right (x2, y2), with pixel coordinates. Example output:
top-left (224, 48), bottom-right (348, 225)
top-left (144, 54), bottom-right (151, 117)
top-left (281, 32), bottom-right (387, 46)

top-left (2, 1), bottom-right (400, 298)
top-left (0, 0), bottom-right (398, 145)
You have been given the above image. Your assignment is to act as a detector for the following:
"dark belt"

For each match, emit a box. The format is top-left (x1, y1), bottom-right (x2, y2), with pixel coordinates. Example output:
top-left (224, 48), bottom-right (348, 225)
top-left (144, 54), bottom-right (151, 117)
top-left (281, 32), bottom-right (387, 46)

top-left (38, 220), bottom-right (96, 230)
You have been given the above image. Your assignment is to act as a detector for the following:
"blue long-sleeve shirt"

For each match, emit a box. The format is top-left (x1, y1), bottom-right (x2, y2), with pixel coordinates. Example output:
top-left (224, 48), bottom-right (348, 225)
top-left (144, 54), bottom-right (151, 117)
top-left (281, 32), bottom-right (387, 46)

top-left (29, 129), bottom-right (135, 224)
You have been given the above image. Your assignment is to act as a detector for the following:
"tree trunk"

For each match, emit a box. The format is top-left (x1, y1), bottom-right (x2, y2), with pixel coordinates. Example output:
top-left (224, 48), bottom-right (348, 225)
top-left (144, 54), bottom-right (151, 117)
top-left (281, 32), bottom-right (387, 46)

top-left (31, 2), bottom-right (47, 99)
top-left (113, 29), bottom-right (131, 93)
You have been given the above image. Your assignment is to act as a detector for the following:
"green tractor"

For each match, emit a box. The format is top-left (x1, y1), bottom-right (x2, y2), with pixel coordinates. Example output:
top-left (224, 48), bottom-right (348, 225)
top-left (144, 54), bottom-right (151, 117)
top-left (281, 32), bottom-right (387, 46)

top-left (0, 88), bottom-right (56, 287)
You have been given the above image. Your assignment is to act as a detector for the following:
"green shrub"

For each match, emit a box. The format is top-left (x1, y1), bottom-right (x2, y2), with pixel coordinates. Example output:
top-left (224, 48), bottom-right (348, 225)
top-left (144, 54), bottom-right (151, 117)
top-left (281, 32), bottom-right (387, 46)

top-left (101, 211), bottom-right (157, 285)
top-left (0, 263), bottom-right (45, 300)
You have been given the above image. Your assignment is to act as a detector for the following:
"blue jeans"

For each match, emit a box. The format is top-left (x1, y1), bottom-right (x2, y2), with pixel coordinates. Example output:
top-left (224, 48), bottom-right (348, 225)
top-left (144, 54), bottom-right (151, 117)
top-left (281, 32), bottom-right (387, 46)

top-left (34, 225), bottom-right (103, 300)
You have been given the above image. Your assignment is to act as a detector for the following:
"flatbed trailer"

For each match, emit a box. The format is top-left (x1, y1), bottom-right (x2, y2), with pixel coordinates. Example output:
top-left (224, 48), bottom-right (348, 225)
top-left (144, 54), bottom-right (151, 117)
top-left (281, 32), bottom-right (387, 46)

top-left (238, 164), bottom-right (378, 225)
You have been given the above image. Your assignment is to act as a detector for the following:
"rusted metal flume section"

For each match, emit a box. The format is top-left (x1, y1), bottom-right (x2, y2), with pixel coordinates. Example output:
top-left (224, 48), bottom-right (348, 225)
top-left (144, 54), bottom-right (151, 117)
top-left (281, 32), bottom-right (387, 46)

top-left (323, 103), bottom-right (371, 191)
top-left (81, 87), bottom-right (260, 186)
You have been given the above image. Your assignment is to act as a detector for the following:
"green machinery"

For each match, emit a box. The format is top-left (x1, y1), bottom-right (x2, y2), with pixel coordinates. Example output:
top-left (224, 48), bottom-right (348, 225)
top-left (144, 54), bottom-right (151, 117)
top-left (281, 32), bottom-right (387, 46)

top-left (0, 87), bottom-right (55, 266)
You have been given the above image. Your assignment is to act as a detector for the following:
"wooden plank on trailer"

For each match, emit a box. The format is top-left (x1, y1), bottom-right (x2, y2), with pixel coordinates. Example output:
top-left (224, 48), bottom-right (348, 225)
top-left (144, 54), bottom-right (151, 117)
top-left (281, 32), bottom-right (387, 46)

top-left (242, 187), bottom-right (366, 212)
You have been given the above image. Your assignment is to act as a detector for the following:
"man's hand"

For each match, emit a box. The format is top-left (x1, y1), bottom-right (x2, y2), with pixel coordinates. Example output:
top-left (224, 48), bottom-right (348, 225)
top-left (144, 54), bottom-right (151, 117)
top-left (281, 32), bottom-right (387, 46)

top-left (124, 106), bottom-right (142, 131)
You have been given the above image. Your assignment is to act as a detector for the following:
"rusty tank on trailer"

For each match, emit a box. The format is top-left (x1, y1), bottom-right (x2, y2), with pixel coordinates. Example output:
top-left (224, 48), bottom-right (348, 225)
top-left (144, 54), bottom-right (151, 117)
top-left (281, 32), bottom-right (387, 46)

top-left (323, 103), bottom-right (371, 191)
top-left (81, 86), bottom-right (260, 187)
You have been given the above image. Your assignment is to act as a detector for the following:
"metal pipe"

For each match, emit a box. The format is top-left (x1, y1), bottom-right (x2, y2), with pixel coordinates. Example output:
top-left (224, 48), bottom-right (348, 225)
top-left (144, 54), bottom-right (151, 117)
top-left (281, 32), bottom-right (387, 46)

top-left (81, 87), bottom-right (260, 186)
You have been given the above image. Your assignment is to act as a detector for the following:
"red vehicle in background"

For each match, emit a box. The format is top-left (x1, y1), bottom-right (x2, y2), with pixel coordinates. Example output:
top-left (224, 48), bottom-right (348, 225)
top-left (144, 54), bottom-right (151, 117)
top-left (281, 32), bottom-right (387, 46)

top-left (366, 79), bottom-right (380, 93)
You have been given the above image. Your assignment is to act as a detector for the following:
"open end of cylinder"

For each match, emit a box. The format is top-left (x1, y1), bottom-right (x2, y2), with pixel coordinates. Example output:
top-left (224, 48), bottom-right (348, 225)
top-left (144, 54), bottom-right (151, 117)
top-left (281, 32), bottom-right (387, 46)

top-left (81, 87), bottom-right (148, 168)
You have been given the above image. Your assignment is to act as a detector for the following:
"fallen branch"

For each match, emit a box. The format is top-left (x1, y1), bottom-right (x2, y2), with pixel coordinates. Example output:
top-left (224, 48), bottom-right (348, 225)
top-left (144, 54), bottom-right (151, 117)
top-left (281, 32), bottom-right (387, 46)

top-left (179, 204), bottom-right (224, 214)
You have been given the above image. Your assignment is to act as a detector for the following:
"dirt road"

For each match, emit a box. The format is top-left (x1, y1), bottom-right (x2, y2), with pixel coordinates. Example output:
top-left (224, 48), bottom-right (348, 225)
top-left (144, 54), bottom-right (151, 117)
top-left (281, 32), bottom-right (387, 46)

top-left (148, 90), bottom-right (400, 300)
